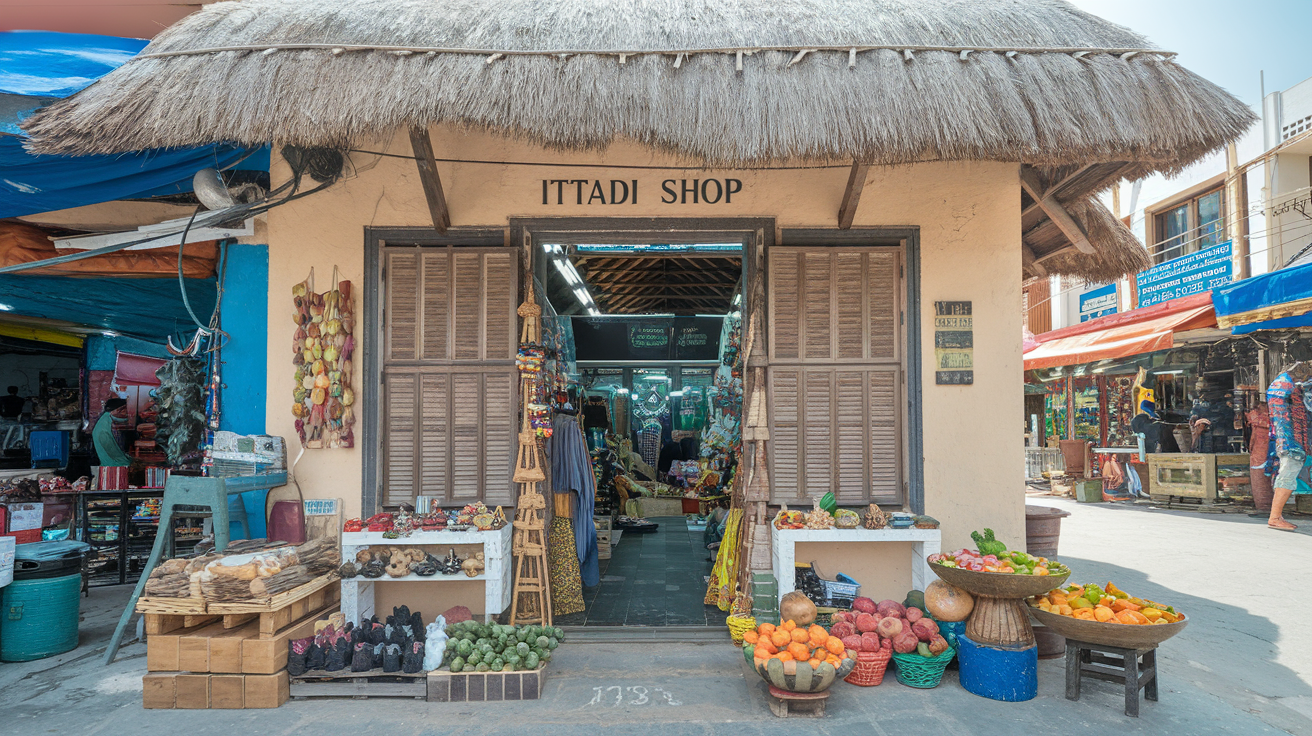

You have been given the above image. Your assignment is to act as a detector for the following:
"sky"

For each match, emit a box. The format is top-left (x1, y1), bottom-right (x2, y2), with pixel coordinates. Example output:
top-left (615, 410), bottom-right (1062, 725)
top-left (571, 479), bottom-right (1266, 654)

top-left (1066, 0), bottom-right (1312, 107)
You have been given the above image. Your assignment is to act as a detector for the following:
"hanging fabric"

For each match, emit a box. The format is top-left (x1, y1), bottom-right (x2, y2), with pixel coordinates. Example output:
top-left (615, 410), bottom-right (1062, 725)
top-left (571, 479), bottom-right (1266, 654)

top-left (550, 412), bottom-right (599, 587)
top-left (548, 516), bottom-right (585, 615)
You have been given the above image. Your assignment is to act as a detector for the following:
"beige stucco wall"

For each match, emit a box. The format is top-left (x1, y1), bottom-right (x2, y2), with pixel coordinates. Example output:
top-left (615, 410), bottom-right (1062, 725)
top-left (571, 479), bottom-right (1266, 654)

top-left (265, 126), bottom-right (1025, 570)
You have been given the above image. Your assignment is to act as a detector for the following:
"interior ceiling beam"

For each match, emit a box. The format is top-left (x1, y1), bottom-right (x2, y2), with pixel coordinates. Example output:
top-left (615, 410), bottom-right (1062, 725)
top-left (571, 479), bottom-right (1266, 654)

top-left (837, 161), bottom-right (871, 230)
top-left (407, 127), bottom-right (451, 233)
top-left (1019, 166), bottom-right (1094, 255)
top-left (1019, 164), bottom-right (1095, 217)
top-left (1032, 241), bottom-right (1086, 265)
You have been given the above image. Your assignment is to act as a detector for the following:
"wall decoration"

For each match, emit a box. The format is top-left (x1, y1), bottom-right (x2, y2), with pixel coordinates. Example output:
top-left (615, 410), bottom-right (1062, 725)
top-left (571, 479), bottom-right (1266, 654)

top-left (933, 301), bottom-right (973, 385)
top-left (292, 267), bottom-right (355, 448)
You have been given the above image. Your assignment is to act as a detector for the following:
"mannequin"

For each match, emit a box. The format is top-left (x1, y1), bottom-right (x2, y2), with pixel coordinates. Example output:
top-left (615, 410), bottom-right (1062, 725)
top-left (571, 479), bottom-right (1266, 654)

top-left (1266, 361), bottom-right (1312, 531)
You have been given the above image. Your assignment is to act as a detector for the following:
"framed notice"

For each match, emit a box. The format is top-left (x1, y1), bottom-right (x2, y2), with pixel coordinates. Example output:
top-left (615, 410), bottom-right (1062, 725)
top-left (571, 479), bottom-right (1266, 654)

top-left (934, 301), bottom-right (973, 385)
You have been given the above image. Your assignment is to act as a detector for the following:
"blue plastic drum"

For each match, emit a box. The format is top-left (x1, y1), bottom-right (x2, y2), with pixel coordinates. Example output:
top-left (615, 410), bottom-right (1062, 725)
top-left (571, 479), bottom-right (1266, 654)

top-left (1, 573), bottom-right (82, 661)
top-left (957, 633), bottom-right (1038, 702)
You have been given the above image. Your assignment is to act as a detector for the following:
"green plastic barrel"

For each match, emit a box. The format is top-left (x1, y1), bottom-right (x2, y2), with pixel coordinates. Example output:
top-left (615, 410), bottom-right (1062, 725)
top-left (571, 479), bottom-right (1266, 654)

top-left (1, 573), bottom-right (82, 661)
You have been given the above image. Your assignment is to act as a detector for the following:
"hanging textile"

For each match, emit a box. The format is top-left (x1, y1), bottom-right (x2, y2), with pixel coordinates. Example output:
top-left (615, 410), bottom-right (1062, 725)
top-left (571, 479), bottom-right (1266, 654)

top-left (548, 517), bottom-right (585, 615)
top-left (638, 420), bottom-right (661, 468)
top-left (550, 412), bottom-right (599, 587)
top-left (705, 507), bottom-right (743, 610)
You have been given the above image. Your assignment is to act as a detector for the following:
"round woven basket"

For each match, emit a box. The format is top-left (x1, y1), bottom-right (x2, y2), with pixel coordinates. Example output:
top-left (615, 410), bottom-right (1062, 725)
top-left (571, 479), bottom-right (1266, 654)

top-left (726, 614), bottom-right (757, 645)
top-left (891, 648), bottom-right (956, 688)
top-left (844, 648), bottom-right (892, 687)
top-left (929, 562), bottom-right (1070, 599)
top-left (1027, 606), bottom-right (1188, 649)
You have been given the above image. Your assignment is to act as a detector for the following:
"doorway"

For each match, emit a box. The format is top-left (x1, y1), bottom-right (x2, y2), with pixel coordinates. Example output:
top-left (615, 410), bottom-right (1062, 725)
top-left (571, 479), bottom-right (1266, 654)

top-left (534, 238), bottom-right (748, 626)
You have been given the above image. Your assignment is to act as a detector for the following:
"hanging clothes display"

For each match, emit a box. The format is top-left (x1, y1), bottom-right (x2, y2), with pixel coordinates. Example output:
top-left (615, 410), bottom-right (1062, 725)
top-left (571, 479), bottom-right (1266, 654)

top-left (638, 420), bottom-right (661, 468)
top-left (550, 412), bottom-right (599, 587)
top-left (1247, 403), bottom-right (1274, 511)
top-left (548, 516), bottom-right (585, 615)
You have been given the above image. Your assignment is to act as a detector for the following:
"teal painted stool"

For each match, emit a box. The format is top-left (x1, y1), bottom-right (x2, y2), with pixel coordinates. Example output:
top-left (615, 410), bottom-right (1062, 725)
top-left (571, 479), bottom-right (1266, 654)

top-left (102, 472), bottom-right (286, 664)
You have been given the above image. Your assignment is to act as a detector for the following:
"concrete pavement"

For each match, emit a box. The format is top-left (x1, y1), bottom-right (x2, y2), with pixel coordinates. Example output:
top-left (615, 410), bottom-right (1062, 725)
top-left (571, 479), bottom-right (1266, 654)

top-left (0, 498), bottom-right (1308, 735)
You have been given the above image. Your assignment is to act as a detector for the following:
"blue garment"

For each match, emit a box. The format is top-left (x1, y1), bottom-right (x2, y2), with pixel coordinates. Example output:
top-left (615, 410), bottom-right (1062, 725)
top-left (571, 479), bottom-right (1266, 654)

top-left (550, 413), bottom-right (598, 587)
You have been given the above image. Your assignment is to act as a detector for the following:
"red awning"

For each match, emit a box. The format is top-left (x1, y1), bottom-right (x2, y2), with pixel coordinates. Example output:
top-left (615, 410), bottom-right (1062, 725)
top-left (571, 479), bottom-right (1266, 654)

top-left (114, 352), bottom-right (166, 386)
top-left (1023, 293), bottom-right (1216, 370)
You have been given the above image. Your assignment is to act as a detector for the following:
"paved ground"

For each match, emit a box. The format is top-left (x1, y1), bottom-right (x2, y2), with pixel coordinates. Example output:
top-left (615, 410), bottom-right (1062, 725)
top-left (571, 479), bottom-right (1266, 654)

top-left (1, 498), bottom-right (1309, 735)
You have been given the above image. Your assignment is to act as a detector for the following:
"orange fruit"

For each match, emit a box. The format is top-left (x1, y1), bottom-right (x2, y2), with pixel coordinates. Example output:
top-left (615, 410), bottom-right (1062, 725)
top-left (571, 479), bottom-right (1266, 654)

top-left (808, 658), bottom-right (824, 669)
top-left (742, 631), bottom-right (759, 644)
top-left (770, 629), bottom-right (791, 648)
top-left (790, 628), bottom-right (810, 644)
top-left (807, 625), bottom-right (828, 645)
top-left (787, 642), bottom-right (810, 660)
top-left (824, 637), bottom-right (846, 655)
top-left (756, 640), bottom-right (777, 655)
top-left (825, 655), bottom-right (841, 666)
top-left (758, 623), bottom-right (776, 638)
top-left (754, 645), bottom-right (771, 659)
top-left (781, 620), bottom-right (797, 632)
top-left (777, 652), bottom-right (794, 662)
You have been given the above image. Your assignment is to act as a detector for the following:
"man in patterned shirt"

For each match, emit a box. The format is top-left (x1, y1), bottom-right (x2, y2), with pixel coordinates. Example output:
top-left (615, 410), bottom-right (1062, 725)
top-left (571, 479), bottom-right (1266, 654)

top-left (1265, 362), bottom-right (1312, 531)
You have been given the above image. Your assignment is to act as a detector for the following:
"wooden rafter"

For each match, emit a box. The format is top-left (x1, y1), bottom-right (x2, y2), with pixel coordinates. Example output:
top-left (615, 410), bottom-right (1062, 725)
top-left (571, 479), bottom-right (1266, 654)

top-left (408, 127), bottom-right (451, 233)
top-left (837, 161), bottom-right (871, 230)
top-left (1019, 166), bottom-right (1094, 255)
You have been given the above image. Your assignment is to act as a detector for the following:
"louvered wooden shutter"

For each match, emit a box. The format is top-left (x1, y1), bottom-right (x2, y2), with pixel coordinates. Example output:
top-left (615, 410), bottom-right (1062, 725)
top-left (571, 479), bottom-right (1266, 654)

top-left (767, 246), bottom-right (903, 505)
top-left (382, 246), bottom-right (516, 507)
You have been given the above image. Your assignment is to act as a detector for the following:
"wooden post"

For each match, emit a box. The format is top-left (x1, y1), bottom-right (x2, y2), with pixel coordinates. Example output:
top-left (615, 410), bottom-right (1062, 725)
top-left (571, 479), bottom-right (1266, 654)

top-left (837, 161), bottom-right (870, 230)
top-left (1226, 142), bottom-right (1251, 280)
top-left (1019, 167), bottom-right (1094, 254)
top-left (1021, 243), bottom-right (1048, 278)
top-left (408, 126), bottom-right (451, 233)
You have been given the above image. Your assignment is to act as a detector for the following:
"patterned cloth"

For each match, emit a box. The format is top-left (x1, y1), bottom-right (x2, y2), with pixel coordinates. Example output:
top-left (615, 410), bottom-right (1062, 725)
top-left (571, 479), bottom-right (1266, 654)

top-left (638, 420), bottom-right (662, 468)
top-left (1266, 372), bottom-right (1310, 480)
top-left (549, 413), bottom-right (599, 587)
top-left (705, 508), bottom-right (744, 610)
top-left (548, 516), bottom-right (585, 616)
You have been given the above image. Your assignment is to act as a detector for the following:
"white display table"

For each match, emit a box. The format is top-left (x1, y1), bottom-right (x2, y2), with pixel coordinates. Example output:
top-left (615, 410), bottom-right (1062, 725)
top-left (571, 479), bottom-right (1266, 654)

top-left (771, 526), bottom-right (942, 601)
top-left (340, 525), bottom-right (512, 623)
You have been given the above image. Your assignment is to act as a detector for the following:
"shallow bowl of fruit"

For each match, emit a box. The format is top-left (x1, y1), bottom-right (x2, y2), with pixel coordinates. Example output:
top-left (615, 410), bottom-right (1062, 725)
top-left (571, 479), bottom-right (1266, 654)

top-left (1026, 585), bottom-right (1188, 648)
top-left (928, 550), bottom-right (1070, 599)
top-left (741, 621), bottom-right (857, 693)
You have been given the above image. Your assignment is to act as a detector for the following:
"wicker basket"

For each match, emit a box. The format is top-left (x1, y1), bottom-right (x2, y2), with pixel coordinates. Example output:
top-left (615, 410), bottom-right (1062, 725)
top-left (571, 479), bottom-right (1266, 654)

top-left (726, 614), bottom-right (757, 645)
top-left (844, 648), bottom-right (892, 687)
top-left (891, 648), bottom-right (956, 688)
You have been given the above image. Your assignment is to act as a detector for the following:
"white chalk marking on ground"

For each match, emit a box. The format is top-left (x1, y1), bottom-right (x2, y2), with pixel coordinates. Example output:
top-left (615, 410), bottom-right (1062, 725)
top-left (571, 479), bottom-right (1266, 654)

top-left (588, 685), bottom-right (681, 706)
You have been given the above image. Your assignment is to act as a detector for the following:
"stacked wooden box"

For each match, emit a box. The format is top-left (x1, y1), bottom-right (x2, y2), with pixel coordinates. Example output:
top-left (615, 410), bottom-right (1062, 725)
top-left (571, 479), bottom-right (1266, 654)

top-left (595, 515), bottom-right (613, 560)
top-left (142, 576), bottom-right (339, 709)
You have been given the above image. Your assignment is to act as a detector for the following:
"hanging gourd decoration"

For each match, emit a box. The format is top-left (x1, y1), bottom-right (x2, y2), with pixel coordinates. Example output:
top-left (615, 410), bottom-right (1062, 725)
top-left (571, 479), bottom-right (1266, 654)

top-left (780, 591), bottom-right (818, 626)
top-left (292, 267), bottom-right (356, 448)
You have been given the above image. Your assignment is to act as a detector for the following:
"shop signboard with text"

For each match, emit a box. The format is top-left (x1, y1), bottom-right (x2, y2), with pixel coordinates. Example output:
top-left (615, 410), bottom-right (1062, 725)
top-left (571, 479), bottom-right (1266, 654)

top-left (1135, 241), bottom-right (1232, 308)
top-left (1078, 283), bottom-right (1117, 322)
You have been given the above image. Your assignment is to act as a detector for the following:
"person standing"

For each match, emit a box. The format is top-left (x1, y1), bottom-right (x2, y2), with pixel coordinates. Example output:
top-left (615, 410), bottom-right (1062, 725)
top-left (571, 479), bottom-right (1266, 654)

top-left (0, 386), bottom-right (24, 419)
top-left (1265, 363), bottom-right (1311, 531)
top-left (92, 397), bottom-right (133, 468)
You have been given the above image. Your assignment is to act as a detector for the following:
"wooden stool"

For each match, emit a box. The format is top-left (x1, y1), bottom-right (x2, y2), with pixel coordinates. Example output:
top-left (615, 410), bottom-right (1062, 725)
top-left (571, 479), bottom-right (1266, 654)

top-left (766, 685), bottom-right (828, 718)
top-left (1065, 639), bottom-right (1158, 717)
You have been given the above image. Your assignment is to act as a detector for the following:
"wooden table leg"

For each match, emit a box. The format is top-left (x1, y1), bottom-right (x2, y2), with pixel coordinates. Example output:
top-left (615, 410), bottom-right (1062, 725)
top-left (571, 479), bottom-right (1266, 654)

top-left (1065, 641), bottom-right (1082, 701)
top-left (1123, 646), bottom-right (1140, 717)
top-left (1142, 648), bottom-right (1158, 702)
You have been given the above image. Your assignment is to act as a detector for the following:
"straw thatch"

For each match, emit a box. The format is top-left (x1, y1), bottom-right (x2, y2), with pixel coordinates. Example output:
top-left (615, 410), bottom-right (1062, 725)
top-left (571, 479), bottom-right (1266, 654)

top-left (1044, 196), bottom-right (1150, 282)
top-left (22, 0), bottom-right (1253, 176)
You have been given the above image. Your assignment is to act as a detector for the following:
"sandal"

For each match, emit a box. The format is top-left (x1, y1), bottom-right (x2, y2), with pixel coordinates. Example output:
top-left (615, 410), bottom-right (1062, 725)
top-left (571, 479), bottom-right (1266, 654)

top-left (1268, 520), bottom-right (1298, 531)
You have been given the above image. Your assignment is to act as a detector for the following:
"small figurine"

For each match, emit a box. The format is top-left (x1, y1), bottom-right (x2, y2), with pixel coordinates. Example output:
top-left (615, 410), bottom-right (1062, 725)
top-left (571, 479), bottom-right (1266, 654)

top-left (491, 506), bottom-right (508, 529)
top-left (461, 552), bottom-right (485, 578)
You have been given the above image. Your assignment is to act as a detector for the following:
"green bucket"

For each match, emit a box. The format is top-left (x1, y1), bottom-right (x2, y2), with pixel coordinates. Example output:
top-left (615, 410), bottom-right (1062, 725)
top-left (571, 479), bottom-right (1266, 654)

top-left (1, 573), bottom-right (82, 662)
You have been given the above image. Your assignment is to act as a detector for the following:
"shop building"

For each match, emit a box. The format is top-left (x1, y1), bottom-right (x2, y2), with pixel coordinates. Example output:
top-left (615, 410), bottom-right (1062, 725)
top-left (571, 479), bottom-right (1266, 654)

top-left (21, 0), bottom-right (1253, 623)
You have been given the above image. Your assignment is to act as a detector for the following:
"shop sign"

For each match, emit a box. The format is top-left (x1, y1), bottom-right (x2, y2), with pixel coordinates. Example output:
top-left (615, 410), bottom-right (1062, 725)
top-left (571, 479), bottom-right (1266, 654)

top-left (1135, 241), bottom-right (1232, 308)
top-left (541, 178), bottom-right (743, 205)
top-left (933, 301), bottom-right (973, 385)
top-left (1078, 283), bottom-right (1117, 322)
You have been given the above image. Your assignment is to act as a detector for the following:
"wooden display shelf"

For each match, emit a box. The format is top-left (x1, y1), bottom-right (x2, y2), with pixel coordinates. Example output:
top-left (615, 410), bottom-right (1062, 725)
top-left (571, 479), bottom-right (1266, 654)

top-left (291, 668), bottom-right (428, 699)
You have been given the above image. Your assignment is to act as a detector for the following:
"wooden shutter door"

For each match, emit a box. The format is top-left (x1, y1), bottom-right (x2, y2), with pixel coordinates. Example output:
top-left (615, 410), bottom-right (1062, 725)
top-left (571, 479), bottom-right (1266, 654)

top-left (381, 246), bottom-right (516, 507)
top-left (767, 246), bottom-right (903, 505)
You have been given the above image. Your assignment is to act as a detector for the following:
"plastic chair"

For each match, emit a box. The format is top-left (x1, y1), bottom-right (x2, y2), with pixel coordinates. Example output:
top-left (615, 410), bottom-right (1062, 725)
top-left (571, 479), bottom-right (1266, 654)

top-left (28, 430), bottom-right (69, 468)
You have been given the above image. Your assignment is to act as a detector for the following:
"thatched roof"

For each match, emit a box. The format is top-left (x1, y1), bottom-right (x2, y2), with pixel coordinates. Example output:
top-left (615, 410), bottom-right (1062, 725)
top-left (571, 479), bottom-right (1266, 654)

top-left (23, 0), bottom-right (1253, 176)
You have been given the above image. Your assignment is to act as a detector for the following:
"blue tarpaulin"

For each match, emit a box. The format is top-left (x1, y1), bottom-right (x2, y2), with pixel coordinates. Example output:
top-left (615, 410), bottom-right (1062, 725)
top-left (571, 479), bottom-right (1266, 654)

top-left (0, 30), bottom-right (266, 218)
top-left (0, 274), bottom-right (217, 341)
top-left (1212, 261), bottom-right (1312, 333)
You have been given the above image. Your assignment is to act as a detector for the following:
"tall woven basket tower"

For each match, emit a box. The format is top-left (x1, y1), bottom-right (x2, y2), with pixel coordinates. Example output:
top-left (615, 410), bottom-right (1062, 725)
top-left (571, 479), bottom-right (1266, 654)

top-left (510, 293), bottom-right (552, 626)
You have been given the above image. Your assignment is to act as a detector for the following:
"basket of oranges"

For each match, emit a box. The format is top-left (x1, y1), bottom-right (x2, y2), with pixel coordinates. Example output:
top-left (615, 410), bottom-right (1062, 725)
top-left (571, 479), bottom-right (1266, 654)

top-left (741, 619), bottom-right (857, 693)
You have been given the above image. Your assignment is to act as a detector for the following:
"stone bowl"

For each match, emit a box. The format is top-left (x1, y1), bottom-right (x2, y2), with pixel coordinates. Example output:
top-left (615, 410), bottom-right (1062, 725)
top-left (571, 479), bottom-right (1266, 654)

top-left (1027, 606), bottom-right (1188, 649)
top-left (742, 644), bottom-right (857, 693)
top-left (930, 561), bottom-right (1070, 599)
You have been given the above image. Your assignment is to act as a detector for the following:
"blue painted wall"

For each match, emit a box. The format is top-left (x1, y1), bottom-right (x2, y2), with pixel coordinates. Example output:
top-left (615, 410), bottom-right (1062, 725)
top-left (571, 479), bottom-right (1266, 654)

top-left (217, 243), bottom-right (271, 538)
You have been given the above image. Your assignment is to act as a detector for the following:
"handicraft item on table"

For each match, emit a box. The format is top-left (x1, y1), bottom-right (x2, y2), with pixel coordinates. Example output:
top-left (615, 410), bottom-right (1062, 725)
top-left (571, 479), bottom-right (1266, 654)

top-left (292, 267), bottom-right (355, 448)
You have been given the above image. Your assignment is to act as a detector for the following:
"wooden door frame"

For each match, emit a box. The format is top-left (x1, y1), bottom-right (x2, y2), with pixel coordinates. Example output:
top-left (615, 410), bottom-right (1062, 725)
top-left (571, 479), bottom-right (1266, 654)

top-left (362, 226), bottom-right (506, 517)
top-left (777, 227), bottom-right (923, 514)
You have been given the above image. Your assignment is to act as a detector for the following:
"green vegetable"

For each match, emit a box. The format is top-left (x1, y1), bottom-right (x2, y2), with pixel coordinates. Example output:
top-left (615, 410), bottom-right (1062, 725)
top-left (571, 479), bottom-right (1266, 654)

top-left (1083, 584), bottom-right (1105, 606)
top-left (917, 642), bottom-right (932, 657)
top-left (491, 658), bottom-right (504, 672)
top-left (535, 635), bottom-right (550, 650)
top-left (468, 651), bottom-right (483, 666)
top-left (516, 642), bottom-right (530, 657)
top-left (475, 662), bottom-right (490, 672)
top-left (525, 652), bottom-right (540, 669)
top-left (450, 657), bottom-right (465, 673)
top-left (547, 637), bottom-right (559, 650)
top-left (970, 528), bottom-right (1007, 557)
top-left (819, 492), bottom-right (837, 515)
top-left (456, 639), bottom-right (473, 657)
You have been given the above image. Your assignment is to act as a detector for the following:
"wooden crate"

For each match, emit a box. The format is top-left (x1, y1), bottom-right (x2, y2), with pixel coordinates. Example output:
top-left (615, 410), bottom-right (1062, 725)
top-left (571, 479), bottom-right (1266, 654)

top-left (137, 595), bottom-right (208, 616)
top-left (148, 603), bottom-right (338, 674)
top-left (427, 664), bottom-right (547, 702)
top-left (290, 668), bottom-right (428, 699)
top-left (144, 672), bottom-right (289, 709)
top-left (145, 614), bottom-right (217, 635)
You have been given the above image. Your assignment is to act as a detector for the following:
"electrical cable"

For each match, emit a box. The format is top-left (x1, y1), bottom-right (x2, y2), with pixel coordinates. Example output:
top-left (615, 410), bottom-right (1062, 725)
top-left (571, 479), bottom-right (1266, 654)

top-left (176, 206), bottom-right (211, 333)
